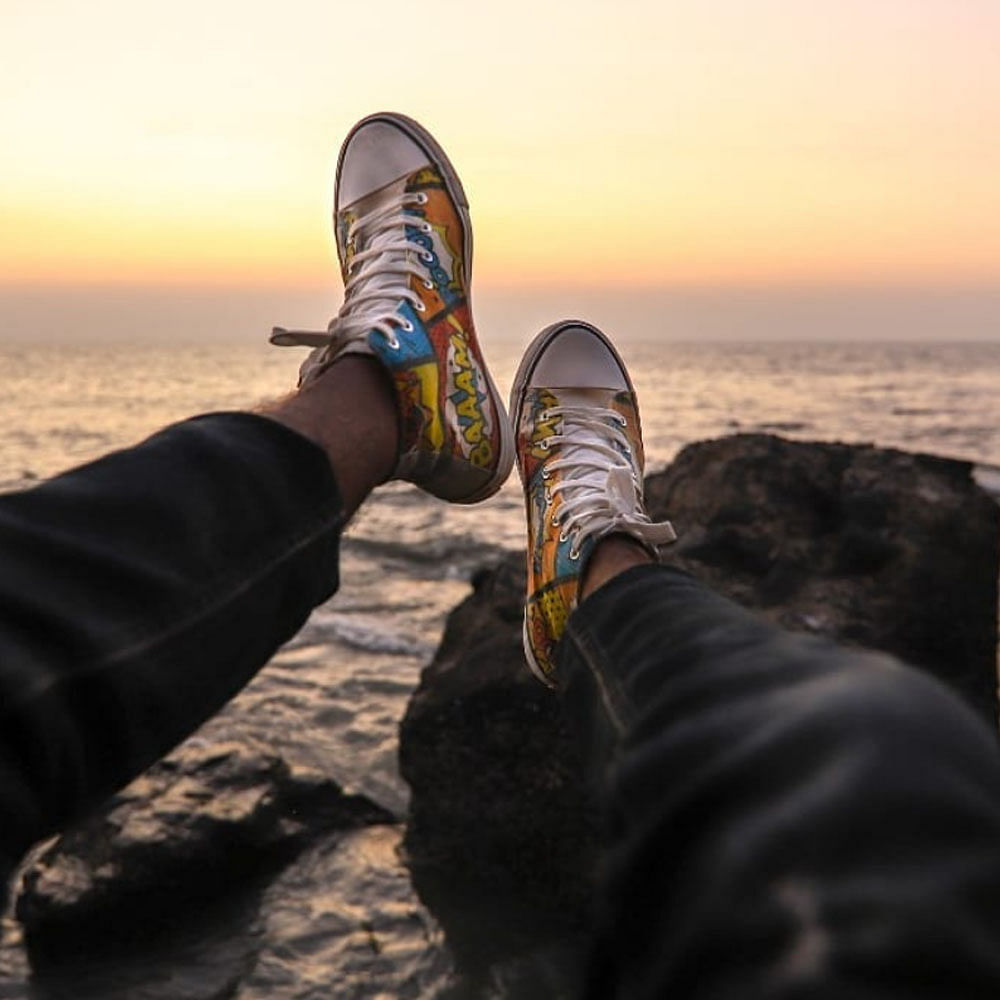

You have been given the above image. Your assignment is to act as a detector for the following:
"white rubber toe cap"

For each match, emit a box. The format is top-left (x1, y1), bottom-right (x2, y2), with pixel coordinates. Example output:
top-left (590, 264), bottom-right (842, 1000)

top-left (337, 120), bottom-right (431, 209)
top-left (526, 322), bottom-right (630, 390)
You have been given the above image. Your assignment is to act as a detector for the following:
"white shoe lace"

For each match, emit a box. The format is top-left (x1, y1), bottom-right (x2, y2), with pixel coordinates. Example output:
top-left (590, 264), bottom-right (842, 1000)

top-left (271, 190), bottom-right (434, 360)
top-left (541, 404), bottom-right (676, 559)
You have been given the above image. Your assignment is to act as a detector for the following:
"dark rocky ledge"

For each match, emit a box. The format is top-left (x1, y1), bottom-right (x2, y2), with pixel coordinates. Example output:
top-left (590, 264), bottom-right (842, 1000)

top-left (645, 434), bottom-right (999, 723)
top-left (16, 741), bottom-right (394, 964)
top-left (400, 433), bottom-right (1000, 982)
top-left (399, 550), bottom-right (596, 986)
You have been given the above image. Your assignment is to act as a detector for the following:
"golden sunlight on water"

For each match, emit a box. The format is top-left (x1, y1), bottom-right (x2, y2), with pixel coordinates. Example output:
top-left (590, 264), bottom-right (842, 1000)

top-left (2, 340), bottom-right (999, 490)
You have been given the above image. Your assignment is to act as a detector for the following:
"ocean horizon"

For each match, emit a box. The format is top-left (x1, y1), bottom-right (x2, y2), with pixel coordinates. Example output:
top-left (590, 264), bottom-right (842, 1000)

top-left (2, 281), bottom-right (999, 347)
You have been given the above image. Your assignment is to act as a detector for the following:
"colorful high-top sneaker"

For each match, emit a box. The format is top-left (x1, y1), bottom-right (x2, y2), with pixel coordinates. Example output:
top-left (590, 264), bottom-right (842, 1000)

top-left (510, 321), bottom-right (677, 685)
top-left (272, 112), bottom-right (514, 504)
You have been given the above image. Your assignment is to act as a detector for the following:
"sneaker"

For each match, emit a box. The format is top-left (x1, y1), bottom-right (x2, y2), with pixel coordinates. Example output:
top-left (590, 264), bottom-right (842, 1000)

top-left (271, 112), bottom-right (514, 504)
top-left (510, 321), bottom-right (677, 685)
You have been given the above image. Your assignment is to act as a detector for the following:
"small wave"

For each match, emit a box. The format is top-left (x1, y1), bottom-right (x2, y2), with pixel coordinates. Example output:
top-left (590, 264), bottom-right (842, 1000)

top-left (755, 421), bottom-right (810, 433)
top-left (914, 424), bottom-right (997, 440)
top-left (973, 465), bottom-right (1000, 501)
top-left (343, 535), bottom-right (511, 579)
top-left (307, 612), bottom-right (434, 658)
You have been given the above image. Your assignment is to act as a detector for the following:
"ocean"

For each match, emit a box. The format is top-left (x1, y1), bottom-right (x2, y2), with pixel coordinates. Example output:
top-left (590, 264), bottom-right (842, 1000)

top-left (1, 338), bottom-right (999, 995)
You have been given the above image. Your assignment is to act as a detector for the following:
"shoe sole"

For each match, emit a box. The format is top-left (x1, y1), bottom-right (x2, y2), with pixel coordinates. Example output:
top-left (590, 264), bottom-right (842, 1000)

top-left (337, 112), bottom-right (514, 505)
top-left (509, 319), bottom-right (637, 685)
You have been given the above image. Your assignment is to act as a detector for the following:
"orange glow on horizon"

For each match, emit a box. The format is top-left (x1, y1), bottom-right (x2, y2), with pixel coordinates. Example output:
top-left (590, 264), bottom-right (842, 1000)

top-left (3, 1), bottom-right (999, 292)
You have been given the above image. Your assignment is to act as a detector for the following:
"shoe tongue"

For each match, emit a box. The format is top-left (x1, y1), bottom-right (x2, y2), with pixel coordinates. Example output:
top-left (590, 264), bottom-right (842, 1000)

top-left (556, 394), bottom-right (627, 500)
top-left (549, 387), bottom-right (614, 407)
top-left (338, 175), bottom-right (416, 328)
top-left (343, 215), bottom-right (413, 332)
top-left (360, 227), bottom-right (408, 309)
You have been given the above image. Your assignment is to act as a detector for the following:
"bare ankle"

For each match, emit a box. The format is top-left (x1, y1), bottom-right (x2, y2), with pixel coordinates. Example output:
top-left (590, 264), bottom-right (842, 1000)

top-left (580, 533), bottom-right (655, 600)
top-left (261, 357), bottom-right (399, 515)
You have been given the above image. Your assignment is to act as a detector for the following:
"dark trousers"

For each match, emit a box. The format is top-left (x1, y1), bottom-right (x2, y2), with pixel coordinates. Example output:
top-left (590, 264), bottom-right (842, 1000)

top-left (563, 568), bottom-right (1000, 999)
top-left (2, 414), bottom-right (1000, 997)
top-left (0, 414), bottom-right (345, 888)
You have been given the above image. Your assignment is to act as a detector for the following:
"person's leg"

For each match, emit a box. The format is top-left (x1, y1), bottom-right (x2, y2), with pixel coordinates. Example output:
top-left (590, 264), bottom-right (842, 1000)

top-left (564, 561), bottom-right (1000, 1000)
top-left (0, 112), bottom-right (514, 894)
top-left (0, 358), bottom-right (395, 886)
top-left (509, 321), bottom-right (1000, 999)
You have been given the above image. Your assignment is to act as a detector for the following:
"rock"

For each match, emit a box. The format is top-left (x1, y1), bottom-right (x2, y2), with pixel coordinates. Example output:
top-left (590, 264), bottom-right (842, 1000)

top-left (399, 557), bottom-right (594, 987)
top-left (239, 826), bottom-right (454, 1000)
top-left (644, 434), bottom-right (1000, 724)
top-left (399, 433), bottom-right (999, 980)
top-left (19, 826), bottom-right (456, 1000)
top-left (17, 740), bottom-right (394, 963)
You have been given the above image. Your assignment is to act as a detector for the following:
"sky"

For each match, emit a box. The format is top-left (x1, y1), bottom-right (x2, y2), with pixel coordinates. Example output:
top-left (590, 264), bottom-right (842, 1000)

top-left (2, 0), bottom-right (1000, 341)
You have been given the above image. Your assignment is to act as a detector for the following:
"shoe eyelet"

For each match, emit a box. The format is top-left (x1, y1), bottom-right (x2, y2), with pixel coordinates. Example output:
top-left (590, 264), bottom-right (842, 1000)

top-left (559, 530), bottom-right (568, 543)
top-left (421, 222), bottom-right (432, 234)
top-left (401, 320), bottom-right (414, 332)
top-left (421, 251), bottom-right (434, 263)
top-left (617, 415), bottom-right (628, 427)
top-left (415, 301), bottom-right (427, 312)
top-left (541, 467), bottom-right (550, 479)
top-left (569, 548), bottom-right (580, 561)
top-left (422, 278), bottom-right (434, 289)
top-left (416, 192), bottom-right (428, 205)
top-left (386, 337), bottom-right (401, 350)
top-left (539, 438), bottom-right (550, 450)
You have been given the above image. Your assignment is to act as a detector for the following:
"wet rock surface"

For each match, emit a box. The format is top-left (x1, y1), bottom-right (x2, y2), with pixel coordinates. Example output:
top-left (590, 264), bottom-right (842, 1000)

top-left (400, 433), bottom-right (999, 986)
top-left (20, 826), bottom-right (455, 1000)
top-left (10, 741), bottom-right (458, 998)
top-left (17, 741), bottom-right (394, 959)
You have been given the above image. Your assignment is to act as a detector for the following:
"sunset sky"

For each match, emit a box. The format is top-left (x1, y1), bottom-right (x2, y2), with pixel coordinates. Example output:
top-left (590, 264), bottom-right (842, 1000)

top-left (3, 0), bottom-right (999, 339)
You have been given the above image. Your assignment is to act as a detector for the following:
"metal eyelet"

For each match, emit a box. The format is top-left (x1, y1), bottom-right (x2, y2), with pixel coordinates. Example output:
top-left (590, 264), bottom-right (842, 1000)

top-left (541, 467), bottom-right (550, 479)
top-left (416, 192), bottom-right (428, 204)
top-left (617, 414), bottom-right (628, 427)
top-left (415, 301), bottom-right (427, 312)
top-left (421, 222), bottom-right (432, 234)
top-left (386, 337), bottom-right (401, 350)
top-left (544, 489), bottom-right (552, 505)
top-left (569, 548), bottom-right (580, 561)
top-left (421, 251), bottom-right (434, 262)
top-left (422, 278), bottom-right (434, 289)
top-left (401, 320), bottom-right (414, 332)
top-left (539, 438), bottom-right (550, 450)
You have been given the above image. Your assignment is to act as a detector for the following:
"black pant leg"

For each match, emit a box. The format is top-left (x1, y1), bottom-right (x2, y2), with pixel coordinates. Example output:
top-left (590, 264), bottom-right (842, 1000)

top-left (559, 565), bottom-right (1000, 999)
top-left (0, 413), bottom-right (344, 886)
